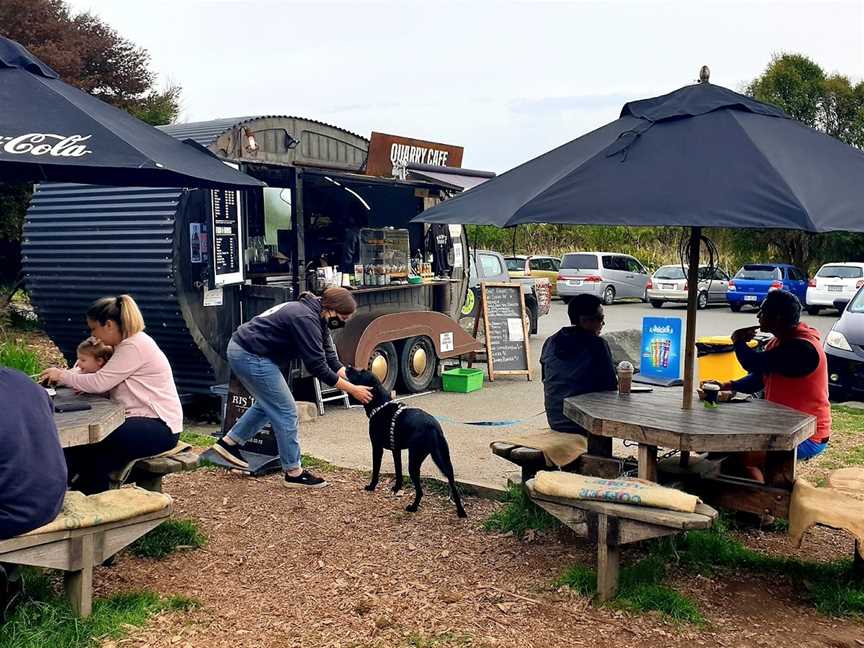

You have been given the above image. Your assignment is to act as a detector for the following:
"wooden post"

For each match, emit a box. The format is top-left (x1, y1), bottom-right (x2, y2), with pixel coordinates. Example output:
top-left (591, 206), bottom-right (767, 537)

top-left (853, 540), bottom-right (863, 579)
top-left (596, 514), bottom-right (619, 602)
top-left (682, 227), bottom-right (702, 410)
top-left (64, 535), bottom-right (94, 617)
top-left (638, 444), bottom-right (658, 482)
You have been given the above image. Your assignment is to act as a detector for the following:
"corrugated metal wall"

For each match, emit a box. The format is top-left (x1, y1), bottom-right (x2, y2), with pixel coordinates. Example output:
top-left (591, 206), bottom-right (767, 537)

top-left (22, 183), bottom-right (217, 393)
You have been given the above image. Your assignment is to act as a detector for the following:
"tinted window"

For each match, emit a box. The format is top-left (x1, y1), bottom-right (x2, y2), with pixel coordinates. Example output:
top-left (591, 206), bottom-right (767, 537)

top-left (529, 258), bottom-right (543, 271)
top-left (539, 259), bottom-right (556, 271)
top-left (602, 255), bottom-right (626, 271)
top-left (480, 253), bottom-right (503, 277)
top-left (551, 259), bottom-right (560, 271)
top-left (735, 266), bottom-right (781, 280)
top-left (655, 266), bottom-right (686, 280)
top-left (817, 265), bottom-right (863, 279)
top-left (625, 258), bottom-right (644, 273)
top-left (561, 253), bottom-right (598, 270)
top-left (504, 258), bottom-right (524, 272)
top-left (714, 269), bottom-right (730, 280)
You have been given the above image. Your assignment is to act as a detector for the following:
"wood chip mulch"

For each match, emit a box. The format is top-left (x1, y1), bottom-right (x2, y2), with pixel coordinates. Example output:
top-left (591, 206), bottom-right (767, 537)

top-left (97, 467), bottom-right (863, 648)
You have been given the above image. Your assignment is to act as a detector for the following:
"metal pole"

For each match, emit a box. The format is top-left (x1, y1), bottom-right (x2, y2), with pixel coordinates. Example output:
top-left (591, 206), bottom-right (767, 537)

top-left (682, 226), bottom-right (701, 409)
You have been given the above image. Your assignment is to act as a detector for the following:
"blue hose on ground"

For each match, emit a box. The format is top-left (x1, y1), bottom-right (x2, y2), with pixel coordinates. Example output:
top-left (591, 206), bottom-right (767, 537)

top-left (433, 411), bottom-right (546, 427)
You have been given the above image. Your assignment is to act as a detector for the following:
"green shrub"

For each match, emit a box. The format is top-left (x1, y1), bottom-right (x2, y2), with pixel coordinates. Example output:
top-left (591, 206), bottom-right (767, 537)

top-left (483, 484), bottom-right (560, 537)
top-left (0, 340), bottom-right (41, 375)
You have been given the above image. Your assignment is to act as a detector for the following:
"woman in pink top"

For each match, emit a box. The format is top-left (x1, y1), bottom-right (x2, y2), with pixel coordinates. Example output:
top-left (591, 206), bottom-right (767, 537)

top-left (40, 295), bottom-right (183, 494)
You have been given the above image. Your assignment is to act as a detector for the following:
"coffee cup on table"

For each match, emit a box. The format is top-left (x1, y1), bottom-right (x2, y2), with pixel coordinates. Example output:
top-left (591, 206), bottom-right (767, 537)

top-left (617, 361), bottom-right (634, 395)
top-left (702, 381), bottom-right (721, 408)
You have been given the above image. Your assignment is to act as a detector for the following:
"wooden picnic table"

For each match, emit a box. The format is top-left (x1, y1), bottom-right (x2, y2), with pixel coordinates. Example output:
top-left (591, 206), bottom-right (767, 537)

top-left (564, 387), bottom-right (816, 518)
top-left (53, 388), bottom-right (126, 448)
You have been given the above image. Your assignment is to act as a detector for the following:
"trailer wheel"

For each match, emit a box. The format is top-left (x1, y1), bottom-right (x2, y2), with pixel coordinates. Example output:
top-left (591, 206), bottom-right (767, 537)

top-left (368, 342), bottom-right (398, 393)
top-left (397, 336), bottom-right (438, 393)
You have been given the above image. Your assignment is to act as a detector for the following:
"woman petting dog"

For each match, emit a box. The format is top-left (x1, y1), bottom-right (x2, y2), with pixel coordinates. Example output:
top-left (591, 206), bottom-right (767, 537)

top-left (213, 288), bottom-right (373, 488)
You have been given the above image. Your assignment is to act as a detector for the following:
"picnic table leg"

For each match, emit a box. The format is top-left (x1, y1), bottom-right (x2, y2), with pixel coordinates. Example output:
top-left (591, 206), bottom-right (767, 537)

top-left (64, 535), bottom-right (94, 617)
top-left (854, 541), bottom-right (864, 579)
top-left (638, 444), bottom-right (658, 482)
top-left (679, 451), bottom-right (690, 468)
top-left (763, 449), bottom-right (796, 489)
top-left (588, 434), bottom-right (612, 457)
top-left (596, 514), bottom-right (619, 602)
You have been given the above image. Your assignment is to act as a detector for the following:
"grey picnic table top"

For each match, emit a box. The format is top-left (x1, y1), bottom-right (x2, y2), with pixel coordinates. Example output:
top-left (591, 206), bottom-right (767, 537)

top-left (564, 387), bottom-right (816, 453)
top-left (53, 388), bottom-right (126, 448)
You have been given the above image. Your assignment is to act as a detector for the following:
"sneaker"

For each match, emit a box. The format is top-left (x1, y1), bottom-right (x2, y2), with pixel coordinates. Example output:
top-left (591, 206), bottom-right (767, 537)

top-left (212, 438), bottom-right (249, 469)
top-left (282, 470), bottom-right (328, 488)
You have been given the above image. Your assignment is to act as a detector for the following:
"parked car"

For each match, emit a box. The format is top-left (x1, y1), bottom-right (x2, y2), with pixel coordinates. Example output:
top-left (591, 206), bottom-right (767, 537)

top-left (805, 262), bottom-right (864, 315)
top-left (463, 249), bottom-right (550, 335)
top-left (557, 252), bottom-right (650, 305)
top-left (646, 265), bottom-right (730, 309)
top-left (824, 286), bottom-right (864, 400)
top-left (504, 255), bottom-right (561, 295)
top-left (726, 263), bottom-right (808, 312)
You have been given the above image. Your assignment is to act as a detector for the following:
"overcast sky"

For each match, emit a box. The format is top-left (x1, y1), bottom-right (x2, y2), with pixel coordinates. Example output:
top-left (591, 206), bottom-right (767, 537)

top-left (67, 0), bottom-right (863, 172)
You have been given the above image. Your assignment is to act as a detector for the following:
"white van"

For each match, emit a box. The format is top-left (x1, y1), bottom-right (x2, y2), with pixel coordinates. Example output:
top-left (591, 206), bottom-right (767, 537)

top-left (557, 252), bottom-right (650, 305)
top-left (806, 262), bottom-right (864, 315)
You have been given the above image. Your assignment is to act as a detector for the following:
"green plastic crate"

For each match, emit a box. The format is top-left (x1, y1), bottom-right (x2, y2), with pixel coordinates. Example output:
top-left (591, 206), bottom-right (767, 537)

top-left (441, 367), bottom-right (485, 393)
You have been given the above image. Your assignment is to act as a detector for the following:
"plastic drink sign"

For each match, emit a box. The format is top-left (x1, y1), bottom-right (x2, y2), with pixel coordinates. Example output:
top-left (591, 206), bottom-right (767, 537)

top-left (639, 317), bottom-right (682, 383)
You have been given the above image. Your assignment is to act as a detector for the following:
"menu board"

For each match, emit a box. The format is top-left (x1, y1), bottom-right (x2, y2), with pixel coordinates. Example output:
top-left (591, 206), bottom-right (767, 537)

top-left (209, 189), bottom-right (244, 286)
top-left (480, 282), bottom-right (531, 381)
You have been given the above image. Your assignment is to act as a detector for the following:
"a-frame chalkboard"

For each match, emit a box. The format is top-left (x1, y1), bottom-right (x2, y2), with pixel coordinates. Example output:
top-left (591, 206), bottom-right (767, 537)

top-left (479, 281), bottom-right (532, 381)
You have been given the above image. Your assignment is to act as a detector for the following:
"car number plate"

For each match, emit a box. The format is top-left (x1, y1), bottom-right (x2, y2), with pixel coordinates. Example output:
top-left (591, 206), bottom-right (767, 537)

top-left (569, 280), bottom-right (582, 286)
top-left (828, 285), bottom-right (843, 292)
top-left (744, 295), bottom-right (758, 302)
top-left (661, 284), bottom-right (674, 290)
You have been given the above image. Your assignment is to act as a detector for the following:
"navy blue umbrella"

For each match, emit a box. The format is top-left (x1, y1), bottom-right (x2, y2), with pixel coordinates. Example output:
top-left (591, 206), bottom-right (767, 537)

top-left (414, 80), bottom-right (864, 232)
top-left (415, 75), bottom-right (864, 407)
top-left (0, 37), bottom-right (263, 189)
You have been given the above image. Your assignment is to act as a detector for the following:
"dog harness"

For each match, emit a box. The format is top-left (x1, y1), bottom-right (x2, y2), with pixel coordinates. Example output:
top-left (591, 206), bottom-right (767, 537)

top-left (368, 401), bottom-right (408, 451)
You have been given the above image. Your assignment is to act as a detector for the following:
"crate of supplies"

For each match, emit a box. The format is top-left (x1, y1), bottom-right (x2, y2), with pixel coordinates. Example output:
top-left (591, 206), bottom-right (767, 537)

top-left (441, 368), bottom-right (485, 393)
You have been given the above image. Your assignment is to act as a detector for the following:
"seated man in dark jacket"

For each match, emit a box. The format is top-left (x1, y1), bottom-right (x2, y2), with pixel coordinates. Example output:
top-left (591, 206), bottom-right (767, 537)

top-left (0, 368), bottom-right (67, 539)
top-left (541, 294), bottom-right (618, 433)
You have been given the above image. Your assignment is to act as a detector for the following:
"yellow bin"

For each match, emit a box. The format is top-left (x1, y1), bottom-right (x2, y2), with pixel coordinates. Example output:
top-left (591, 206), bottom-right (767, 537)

top-left (695, 336), bottom-right (750, 384)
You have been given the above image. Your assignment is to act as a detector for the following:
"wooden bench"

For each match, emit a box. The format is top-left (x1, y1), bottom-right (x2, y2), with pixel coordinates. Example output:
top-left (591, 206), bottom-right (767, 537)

top-left (110, 449), bottom-right (200, 493)
top-left (525, 479), bottom-right (717, 601)
top-left (0, 502), bottom-right (172, 617)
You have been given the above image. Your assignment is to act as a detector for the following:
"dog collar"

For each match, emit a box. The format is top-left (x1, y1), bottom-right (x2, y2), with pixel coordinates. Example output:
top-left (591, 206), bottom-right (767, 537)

top-left (368, 401), bottom-right (401, 420)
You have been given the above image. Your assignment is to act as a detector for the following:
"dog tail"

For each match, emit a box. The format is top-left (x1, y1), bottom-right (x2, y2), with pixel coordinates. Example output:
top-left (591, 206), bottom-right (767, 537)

top-left (431, 441), bottom-right (467, 518)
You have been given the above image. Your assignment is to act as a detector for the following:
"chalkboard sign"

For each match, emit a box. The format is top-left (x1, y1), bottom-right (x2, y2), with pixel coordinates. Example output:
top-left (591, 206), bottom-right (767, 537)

top-left (480, 282), bottom-right (531, 381)
top-left (209, 189), bottom-right (244, 286)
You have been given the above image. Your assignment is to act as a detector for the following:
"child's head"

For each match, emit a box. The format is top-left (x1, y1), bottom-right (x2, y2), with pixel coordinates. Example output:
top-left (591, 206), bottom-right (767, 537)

top-left (77, 337), bottom-right (113, 374)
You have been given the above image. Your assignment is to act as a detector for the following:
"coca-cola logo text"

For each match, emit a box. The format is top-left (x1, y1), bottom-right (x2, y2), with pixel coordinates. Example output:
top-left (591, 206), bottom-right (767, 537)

top-left (0, 133), bottom-right (93, 157)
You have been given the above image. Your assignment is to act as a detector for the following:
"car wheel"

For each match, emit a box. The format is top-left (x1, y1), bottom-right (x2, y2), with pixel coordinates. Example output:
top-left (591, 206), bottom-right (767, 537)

top-left (368, 342), bottom-right (398, 393)
top-left (697, 292), bottom-right (709, 310)
top-left (525, 301), bottom-right (538, 335)
top-left (729, 303), bottom-right (742, 313)
top-left (602, 286), bottom-right (615, 305)
top-left (650, 300), bottom-right (664, 309)
top-left (806, 306), bottom-right (821, 316)
top-left (642, 289), bottom-right (649, 303)
top-left (396, 336), bottom-right (437, 393)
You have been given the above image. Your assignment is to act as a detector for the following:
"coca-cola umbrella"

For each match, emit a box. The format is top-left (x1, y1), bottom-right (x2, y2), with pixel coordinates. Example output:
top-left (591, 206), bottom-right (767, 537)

top-left (414, 69), bottom-right (864, 408)
top-left (0, 37), bottom-right (263, 189)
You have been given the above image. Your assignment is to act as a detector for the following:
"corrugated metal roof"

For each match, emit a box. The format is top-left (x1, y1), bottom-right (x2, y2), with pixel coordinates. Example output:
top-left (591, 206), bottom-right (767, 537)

top-left (159, 115), bottom-right (368, 148)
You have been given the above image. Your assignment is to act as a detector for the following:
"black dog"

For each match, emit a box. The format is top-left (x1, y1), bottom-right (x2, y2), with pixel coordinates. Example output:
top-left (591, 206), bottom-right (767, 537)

top-left (346, 367), bottom-right (467, 518)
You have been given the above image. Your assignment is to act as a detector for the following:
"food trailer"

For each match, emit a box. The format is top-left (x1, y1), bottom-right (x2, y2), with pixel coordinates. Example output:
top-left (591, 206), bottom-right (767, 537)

top-left (23, 116), bottom-right (489, 396)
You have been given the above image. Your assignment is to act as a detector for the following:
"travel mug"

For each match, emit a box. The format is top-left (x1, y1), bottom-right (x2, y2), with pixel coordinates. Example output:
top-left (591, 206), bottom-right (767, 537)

top-left (617, 361), bottom-right (634, 394)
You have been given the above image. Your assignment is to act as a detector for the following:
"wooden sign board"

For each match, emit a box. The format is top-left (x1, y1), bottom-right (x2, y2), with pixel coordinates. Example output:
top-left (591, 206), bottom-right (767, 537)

top-left (479, 282), bottom-right (531, 381)
top-left (365, 131), bottom-right (464, 177)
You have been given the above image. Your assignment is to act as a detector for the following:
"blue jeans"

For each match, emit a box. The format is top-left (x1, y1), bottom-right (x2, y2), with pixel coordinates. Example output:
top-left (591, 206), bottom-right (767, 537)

top-left (226, 339), bottom-right (300, 471)
top-left (797, 438), bottom-right (828, 461)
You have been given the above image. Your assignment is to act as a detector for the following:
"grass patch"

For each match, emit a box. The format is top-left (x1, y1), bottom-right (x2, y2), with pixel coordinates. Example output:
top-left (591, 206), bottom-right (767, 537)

top-left (483, 484), bottom-right (560, 538)
top-left (0, 569), bottom-right (198, 648)
top-left (0, 339), bottom-right (42, 375)
top-left (556, 556), bottom-right (704, 625)
top-left (179, 430), bottom-right (217, 447)
top-left (301, 454), bottom-right (337, 473)
top-left (128, 519), bottom-right (206, 559)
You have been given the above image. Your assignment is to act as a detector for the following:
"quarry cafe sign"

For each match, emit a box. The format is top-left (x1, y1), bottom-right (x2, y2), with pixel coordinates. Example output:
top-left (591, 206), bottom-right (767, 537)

top-left (365, 131), bottom-right (464, 177)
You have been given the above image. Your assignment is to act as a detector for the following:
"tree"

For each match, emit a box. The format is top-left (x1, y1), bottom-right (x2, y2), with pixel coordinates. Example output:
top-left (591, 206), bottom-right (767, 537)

top-left (744, 54), bottom-right (864, 271)
top-left (0, 0), bottom-right (182, 280)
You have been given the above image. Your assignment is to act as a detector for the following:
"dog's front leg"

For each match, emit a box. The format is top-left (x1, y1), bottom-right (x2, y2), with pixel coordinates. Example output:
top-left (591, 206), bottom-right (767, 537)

top-left (391, 449), bottom-right (403, 493)
top-left (365, 444), bottom-right (383, 491)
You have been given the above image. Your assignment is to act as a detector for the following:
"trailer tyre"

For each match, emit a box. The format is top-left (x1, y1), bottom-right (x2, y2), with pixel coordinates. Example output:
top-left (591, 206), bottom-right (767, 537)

top-left (397, 336), bottom-right (438, 393)
top-left (368, 342), bottom-right (398, 393)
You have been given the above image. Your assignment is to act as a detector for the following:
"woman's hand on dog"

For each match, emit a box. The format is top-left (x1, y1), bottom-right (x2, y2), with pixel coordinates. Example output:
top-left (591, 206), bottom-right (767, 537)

top-left (348, 384), bottom-right (373, 404)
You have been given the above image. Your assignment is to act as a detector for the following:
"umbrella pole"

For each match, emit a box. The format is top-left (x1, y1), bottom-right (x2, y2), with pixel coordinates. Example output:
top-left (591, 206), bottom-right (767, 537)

top-left (682, 226), bottom-right (701, 409)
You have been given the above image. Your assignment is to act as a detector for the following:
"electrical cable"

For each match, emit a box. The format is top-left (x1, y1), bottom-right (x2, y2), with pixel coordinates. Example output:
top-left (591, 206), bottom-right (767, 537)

top-left (677, 228), bottom-right (720, 295)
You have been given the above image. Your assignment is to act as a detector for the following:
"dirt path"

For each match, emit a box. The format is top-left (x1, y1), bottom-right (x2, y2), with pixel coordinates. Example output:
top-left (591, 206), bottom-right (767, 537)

top-left (102, 468), bottom-right (862, 648)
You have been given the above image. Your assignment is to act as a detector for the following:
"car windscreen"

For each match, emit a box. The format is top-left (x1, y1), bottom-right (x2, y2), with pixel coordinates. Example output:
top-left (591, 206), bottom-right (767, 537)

top-left (654, 266), bottom-right (686, 280)
top-left (561, 254), bottom-right (598, 270)
top-left (735, 266), bottom-right (781, 280)
top-left (817, 265), bottom-right (863, 279)
top-left (504, 258), bottom-right (523, 271)
top-left (849, 288), bottom-right (864, 313)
